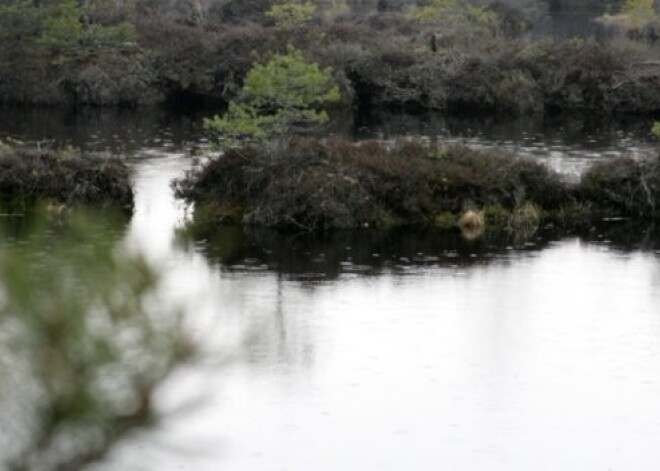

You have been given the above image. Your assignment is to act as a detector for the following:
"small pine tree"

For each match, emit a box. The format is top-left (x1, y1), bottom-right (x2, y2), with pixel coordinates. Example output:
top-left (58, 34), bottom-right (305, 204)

top-left (205, 47), bottom-right (341, 144)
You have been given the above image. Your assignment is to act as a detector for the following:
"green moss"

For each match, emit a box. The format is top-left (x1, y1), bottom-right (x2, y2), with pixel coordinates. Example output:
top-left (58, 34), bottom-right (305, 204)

top-left (370, 211), bottom-right (405, 230)
top-left (433, 212), bottom-right (457, 229)
top-left (546, 202), bottom-right (595, 230)
top-left (482, 204), bottom-right (511, 230)
top-left (196, 201), bottom-right (246, 224)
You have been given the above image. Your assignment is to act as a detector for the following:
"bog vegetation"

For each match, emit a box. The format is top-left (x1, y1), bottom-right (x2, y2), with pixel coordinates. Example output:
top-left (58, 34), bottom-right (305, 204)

top-left (174, 138), bottom-right (660, 234)
top-left (1, 0), bottom-right (660, 117)
top-left (0, 145), bottom-right (134, 213)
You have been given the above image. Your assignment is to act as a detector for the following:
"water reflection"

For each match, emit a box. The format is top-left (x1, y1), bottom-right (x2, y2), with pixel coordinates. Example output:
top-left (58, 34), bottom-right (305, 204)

top-left (0, 107), bottom-right (207, 154)
top-left (3, 105), bottom-right (660, 470)
top-left (177, 225), bottom-right (553, 281)
top-left (0, 108), bottom-right (658, 176)
top-left (100, 236), bottom-right (660, 471)
top-left (353, 111), bottom-right (659, 176)
top-left (177, 220), bottom-right (660, 282)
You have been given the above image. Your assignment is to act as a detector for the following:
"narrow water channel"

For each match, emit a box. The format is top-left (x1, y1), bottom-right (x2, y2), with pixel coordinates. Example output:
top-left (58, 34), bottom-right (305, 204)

top-left (2, 108), bottom-right (660, 470)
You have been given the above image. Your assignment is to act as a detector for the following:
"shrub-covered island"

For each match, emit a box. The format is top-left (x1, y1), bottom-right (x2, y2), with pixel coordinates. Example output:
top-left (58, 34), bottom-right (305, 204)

top-left (0, 146), bottom-right (134, 212)
top-left (174, 139), bottom-right (660, 234)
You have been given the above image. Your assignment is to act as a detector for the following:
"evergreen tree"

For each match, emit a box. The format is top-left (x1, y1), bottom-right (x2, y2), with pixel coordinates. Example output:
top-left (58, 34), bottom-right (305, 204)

top-left (205, 47), bottom-right (341, 143)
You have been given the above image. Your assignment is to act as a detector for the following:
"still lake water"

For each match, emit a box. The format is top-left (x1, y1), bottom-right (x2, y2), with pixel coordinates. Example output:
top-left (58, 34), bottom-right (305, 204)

top-left (2, 108), bottom-right (660, 470)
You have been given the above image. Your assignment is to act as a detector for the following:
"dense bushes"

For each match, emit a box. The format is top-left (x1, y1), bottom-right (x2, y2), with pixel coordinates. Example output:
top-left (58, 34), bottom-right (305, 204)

top-left (0, 0), bottom-right (149, 105)
top-left (174, 138), bottom-right (660, 232)
top-left (328, 37), bottom-right (660, 115)
top-left (173, 139), bottom-right (569, 231)
top-left (2, 0), bottom-right (660, 117)
top-left (579, 156), bottom-right (660, 218)
top-left (0, 147), bottom-right (134, 211)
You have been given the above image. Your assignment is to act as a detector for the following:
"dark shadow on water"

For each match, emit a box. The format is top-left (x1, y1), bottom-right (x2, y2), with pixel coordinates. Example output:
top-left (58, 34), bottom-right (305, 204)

top-left (178, 222), bottom-right (660, 283)
top-left (178, 224), bottom-right (549, 282)
top-left (580, 221), bottom-right (660, 253)
top-left (348, 110), bottom-right (658, 149)
top-left (0, 106), bottom-right (207, 154)
top-left (0, 207), bottom-right (131, 247)
top-left (1, 104), bottom-right (658, 159)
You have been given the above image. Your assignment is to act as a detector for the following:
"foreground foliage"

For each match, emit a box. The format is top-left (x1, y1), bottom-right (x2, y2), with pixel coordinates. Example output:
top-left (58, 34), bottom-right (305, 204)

top-left (0, 214), bottom-right (192, 470)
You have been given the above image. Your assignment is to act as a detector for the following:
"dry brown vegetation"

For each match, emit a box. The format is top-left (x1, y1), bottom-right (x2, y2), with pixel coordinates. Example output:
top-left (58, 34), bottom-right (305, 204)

top-left (3, 1), bottom-right (660, 117)
top-left (174, 138), bottom-right (660, 233)
top-left (0, 148), bottom-right (134, 211)
top-left (173, 139), bottom-right (568, 231)
top-left (579, 155), bottom-right (660, 218)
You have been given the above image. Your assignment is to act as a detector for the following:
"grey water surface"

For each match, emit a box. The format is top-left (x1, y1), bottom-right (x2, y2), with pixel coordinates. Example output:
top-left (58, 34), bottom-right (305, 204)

top-left (2, 107), bottom-right (660, 470)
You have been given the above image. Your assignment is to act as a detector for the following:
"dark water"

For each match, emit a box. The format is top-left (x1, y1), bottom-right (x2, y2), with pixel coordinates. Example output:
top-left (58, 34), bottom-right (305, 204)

top-left (1, 107), bottom-right (658, 174)
top-left (2, 105), bottom-right (660, 470)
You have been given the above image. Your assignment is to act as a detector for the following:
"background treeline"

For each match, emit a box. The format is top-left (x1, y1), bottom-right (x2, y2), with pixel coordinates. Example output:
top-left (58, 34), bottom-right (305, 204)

top-left (3, 0), bottom-right (657, 116)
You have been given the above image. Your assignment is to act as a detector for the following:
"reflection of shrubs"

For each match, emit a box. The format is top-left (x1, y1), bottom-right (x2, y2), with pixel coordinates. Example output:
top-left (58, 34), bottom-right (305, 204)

top-left (177, 223), bottom-right (552, 280)
top-left (0, 214), bottom-right (192, 470)
top-left (0, 148), bottom-right (134, 211)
